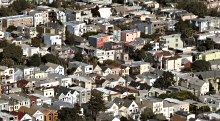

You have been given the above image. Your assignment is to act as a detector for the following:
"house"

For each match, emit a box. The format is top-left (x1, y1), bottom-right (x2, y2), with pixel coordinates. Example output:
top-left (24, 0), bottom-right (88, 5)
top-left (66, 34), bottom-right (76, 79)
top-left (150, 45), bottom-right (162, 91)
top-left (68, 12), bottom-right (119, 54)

top-left (54, 86), bottom-right (79, 105)
top-left (209, 59), bottom-right (220, 70)
top-left (162, 55), bottom-right (182, 71)
top-left (0, 66), bottom-right (15, 83)
top-left (93, 64), bottom-right (102, 75)
top-left (31, 104), bottom-right (58, 121)
top-left (68, 61), bottom-right (93, 74)
top-left (105, 102), bottom-right (119, 116)
top-left (0, 99), bottom-right (9, 111)
top-left (68, 75), bottom-right (92, 89)
top-left (11, 111), bottom-right (32, 121)
top-left (98, 8), bottom-right (112, 18)
top-left (200, 94), bottom-right (220, 111)
top-left (171, 111), bottom-right (195, 121)
top-left (18, 106), bottom-right (44, 121)
top-left (70, 86), bottom-right (91, 105)
top-left (29, 10), bottom-right (49, 27)
top-left (192, 16), bottom-right (220, 32)
top-left (0, 82), bottom-right (11, 95)
top-left (146, 19), bottom-right (166, 35)
top-left (39, 62), bottom-right (64, 75)
top-left (121, 29), bottom-right (141, 43)
top-left (94, 49), bottom-right (115, 63)
top-left (164, 98), bottom-right (190, 112)
top-left (43, 34), bottom-right (62, 47)
top-left (198, 50), bottom-right (220, 61)
top-left (174, 72), bottom-right (210, 96)
top-left (123, 61), bottom-right (151, 75)
top-left (0, 111), bottom-right (18, 121)
top-left (136, 96), bottom-right (163, 114)
top-left (105, 74), bottom-right (126, 88)
top-left (95, 87), bottom-right (120, 101)
top-left (88, 34), bottom-right (113, 48)
top-left (71, 9), bottom-right (92, 22)
top-left (30, 93), bottom-right (52, 105)
top-left (65, 21), bottom-right (86, 36)
top-left (101, 66), bottom-right (112, 76)
top-left (1, 94), bottom-right (30, 111)
top-left (21, 45), bottom-right (40, 57)
top-left (159, 34), bottom-right (183, 49)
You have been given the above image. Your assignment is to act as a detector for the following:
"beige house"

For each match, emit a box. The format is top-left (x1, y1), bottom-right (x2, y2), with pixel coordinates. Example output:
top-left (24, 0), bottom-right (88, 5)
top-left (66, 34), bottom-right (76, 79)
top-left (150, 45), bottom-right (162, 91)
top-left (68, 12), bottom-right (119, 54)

top-left (160, 34), bottom-right (183, 49)
top-left (0, 15), bottom-right (33, 31)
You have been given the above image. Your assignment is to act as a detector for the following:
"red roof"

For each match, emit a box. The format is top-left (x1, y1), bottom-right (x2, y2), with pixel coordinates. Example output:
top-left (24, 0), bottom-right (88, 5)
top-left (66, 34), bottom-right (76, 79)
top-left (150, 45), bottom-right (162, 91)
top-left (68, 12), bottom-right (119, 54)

top-left (11, 111), bottom-right (26, 120)
top-left (17, 80), bottom-right (29, 88)
top-left (154, 51), bottom-right (172, 57)
top-left (114, 85), bottom-right (139, 93)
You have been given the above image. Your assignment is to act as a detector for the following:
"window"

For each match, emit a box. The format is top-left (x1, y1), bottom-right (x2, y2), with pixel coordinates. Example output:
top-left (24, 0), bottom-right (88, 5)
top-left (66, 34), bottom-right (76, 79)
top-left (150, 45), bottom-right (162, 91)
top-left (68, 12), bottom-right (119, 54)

top-left (176, 39), bottom-right (178, 42)
top-left (175, 44), bottom-right (178, 47)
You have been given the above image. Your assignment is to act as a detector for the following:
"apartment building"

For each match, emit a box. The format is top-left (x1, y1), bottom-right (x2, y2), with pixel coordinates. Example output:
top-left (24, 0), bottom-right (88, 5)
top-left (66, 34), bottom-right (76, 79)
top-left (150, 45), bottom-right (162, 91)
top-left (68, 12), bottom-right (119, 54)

top-left (88, 34), bottom-right (113, 48)
top-left (121, 29), bottom-right (141, 43)
top-left (0, 15), bottom-right (33, 31)
top-left (160, 34), bottom-right (183, 49)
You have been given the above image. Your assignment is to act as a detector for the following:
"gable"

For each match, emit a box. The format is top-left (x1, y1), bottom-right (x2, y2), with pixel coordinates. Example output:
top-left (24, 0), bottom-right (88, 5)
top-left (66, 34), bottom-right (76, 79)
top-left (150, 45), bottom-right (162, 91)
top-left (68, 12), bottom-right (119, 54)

top-left (94, 65), bottom-right (102, 71)
top-left (56, 65), bottom-right (64, 70)
top-left (33, 110), bottom-right (43, 117)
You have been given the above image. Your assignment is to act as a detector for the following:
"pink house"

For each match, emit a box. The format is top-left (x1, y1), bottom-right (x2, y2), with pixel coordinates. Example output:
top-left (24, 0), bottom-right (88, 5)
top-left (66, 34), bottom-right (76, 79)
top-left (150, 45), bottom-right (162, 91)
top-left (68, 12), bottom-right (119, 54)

top-left (121, 29), bottom-right (141, 42)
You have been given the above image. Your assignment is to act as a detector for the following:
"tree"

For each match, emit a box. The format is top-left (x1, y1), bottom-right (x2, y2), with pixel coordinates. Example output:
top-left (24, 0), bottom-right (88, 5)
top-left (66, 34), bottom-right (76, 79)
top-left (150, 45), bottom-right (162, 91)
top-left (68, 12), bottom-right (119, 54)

top-left (10, 0), bottom-right (32, 13)
top-left (65, 32), bottom-right (75, 46)
top-left (3, 44), bottom-right (23, 63)
top-left (0, 40), bottom-right (9, 48)
top-left (31, 37), bottom-right (42, 47)
top-left (177, 1), bottom-right (208, 17)
top-left (6, 25), bottom-right (17, 32)
top-left (158, 91), bottom-right (199, 101)
top-left (88, 91), bottom-right (106, 118)
top-left (191, 60), bottom-right (211, 72)
top-left (74, 52), bottom-right (84, 62)
top-left (140, 108), bottom-right (154, 121)
top-left (91, 6), bottom-right (100, 17)
top-left (142, 43), bottom-right (153, 51)
top-left (82, 32), bottom-right (99, 39)
top-left (58, 103), bottom-right (83, 121)
top-left (0, 58), bottom-right (14, 67)
top-left (197, 46), bottom-right (206, 52)
top-left (27, 54), bottom-right (41, 67)
top-left (153, 71), bottom-right (175, 89)
top-left (42, 54), bottom-right (66, 67)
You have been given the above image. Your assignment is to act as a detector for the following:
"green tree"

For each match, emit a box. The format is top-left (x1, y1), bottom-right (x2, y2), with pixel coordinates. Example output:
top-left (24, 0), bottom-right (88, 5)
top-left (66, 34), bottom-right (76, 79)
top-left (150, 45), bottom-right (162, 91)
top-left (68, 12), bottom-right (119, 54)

top-left (0, 58), bottom-right (14, 67)
top-left (74, 52), bottom-right (84, 62)
top-left (65, 32), bottom-right (75, 46)
top-left (27, 54), bottom-right (41, 67)
top-left (3, 44), bottom-right (23, 63)
top-left (6, 25), bottom-right (17, 32)
top-left (10, 0), bottom-right (32, 13)
top-left (42, 54), bottom-right (66, 67)
top-left (153, 71), bottom-right (175, 89)
top-left (31, 37), bottom-right (42, 47)
top-left (142, 43), bottom-right (153, 51)
top-left (91, 6), bottom-right (100, 17)
top-left (88, 91), bottom-right (106, 118)
top-left (158, 91), bottom-right (199, 101)
top-left (82, 32), bottom-right (99, 39)
top-left (140, 108), bottom-right (154, 121)
top-left (191, 60), bottom-right (211, 72)
top-left (58, 103), bottom-right (83, 121)
top-left (0, 40), bottom-right (9, 48)
top-left (177, 1), bottom-right (208, 17)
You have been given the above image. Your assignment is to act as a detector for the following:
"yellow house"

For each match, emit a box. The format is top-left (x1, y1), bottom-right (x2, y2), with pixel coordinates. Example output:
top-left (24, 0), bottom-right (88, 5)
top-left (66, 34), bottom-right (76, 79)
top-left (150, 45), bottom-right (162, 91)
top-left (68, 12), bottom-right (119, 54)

top-left (199, 50), bottom-right (220, 61)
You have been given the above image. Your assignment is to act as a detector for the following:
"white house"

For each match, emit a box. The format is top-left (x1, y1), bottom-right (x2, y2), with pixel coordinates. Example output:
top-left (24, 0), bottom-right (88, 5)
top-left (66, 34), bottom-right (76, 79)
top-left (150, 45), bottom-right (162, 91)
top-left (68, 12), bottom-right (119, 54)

top-left (68, 61), bottom-right (93, 74)
top-left (55, 87), bottom-right (80, 105)
top-left (19, 106), bottom-right (44, 121)
top-left (39, 62), bottom-right (65, 75)
top-left (65, 21), bottom-right (86, 36)
top-left (19, 113), bottom-right (32, 121)
top-left (105, 102), bottom-right (119, 116)
top-left (43, 34), bottom-right (62, 47)
top-left (94, 49), bottom-right (115, 63)
top-left (0, 66), bottom-right (15, 83)
top-left (29, 10), bottom-right (45, 27)
top-left (21, 45), bottom-right (40, 57)
top-left (99, 8), bottom-right (112, 18)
